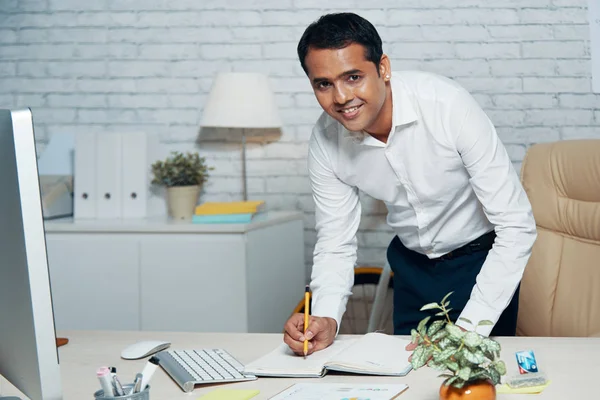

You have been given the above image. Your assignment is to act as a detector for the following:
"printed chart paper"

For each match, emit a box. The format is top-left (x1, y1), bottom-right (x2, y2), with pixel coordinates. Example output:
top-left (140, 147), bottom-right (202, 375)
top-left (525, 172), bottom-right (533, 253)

top-left (269, 383), bottom-right (409, 400)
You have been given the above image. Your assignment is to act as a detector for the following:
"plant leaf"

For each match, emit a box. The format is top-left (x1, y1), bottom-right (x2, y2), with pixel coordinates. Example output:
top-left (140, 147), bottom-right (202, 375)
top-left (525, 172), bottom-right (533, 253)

top-left (420, 302), bottom-right (441, 311)
top-left (453, 379), bottom-right (466, 389)
top-left (425, 346), bottom-right (435, 363)
top-left (437, 337), bottom-right (452, 350)
top-left (475, 350), bottom-right (486, 362)
top-left (433, 347), bottom-right (458, 364)
top-left (482, 337), bottom-right (501, 353)
top-left (150, 151), bottom-right (213, 187)
top-left (438, 308), bottom-right (453, 317)
top-left (494, 360), bottom-right (507, 375)
top-left (431, 328), bottom-right (448, 342)
top-left (435, 311), bottom-right (447, 317)
top-left (427, 319), bottom-right (445, 337)
top-left (443, 376), bottom-right (459, 387)
top-left (438, 373), bottom-right (454, 379)
top-left (457, 366), bottom-right (471, 381)
top-left (410, 329), bottom-right (420, 343)
top-left (483, 350), bottom-right (495, 362)
top-left (458, 317), bottom-right (473, 326)
top-left (446, 360), bottom-right (459, 372)
top-left (445, 323), bottom-right (465, 342)
top-left (463, 331), bottom-right (483, 348)
top-left (417, 316), bottom-right (431, 337)
top-left (428, 359), bottom-right (447, 371)
top-left (488, 367), bottom-right (501, 385)
top-left (470, 370), bottom-right (489, 381)
top-left (477, 319), bottom-right (494, 326)
top-left (440, 291), bottom-right (454, 305)
top-left (410, 345), bottom-right (429, 370)
top-left (462, 348), bottom-right (486, 364)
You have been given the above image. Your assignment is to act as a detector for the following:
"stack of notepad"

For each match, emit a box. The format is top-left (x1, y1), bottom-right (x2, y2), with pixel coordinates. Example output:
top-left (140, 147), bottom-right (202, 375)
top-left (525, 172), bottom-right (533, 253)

top-left (192, 201), bottom-right (265, 224)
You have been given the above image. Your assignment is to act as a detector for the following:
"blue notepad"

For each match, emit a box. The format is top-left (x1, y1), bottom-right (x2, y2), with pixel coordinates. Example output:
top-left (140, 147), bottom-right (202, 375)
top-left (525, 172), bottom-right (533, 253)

top-left (192, 213), bottom-right (253, 224)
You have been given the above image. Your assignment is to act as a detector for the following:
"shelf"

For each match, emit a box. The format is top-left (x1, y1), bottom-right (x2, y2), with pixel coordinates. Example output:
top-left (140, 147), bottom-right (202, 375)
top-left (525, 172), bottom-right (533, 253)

top-left (44, 211), bottom-right (304, 234)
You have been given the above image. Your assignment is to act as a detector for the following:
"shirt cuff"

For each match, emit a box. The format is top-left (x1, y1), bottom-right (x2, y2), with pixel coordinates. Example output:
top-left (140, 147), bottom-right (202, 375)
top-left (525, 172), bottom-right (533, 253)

top-left (455, 299), bottom-right (502, 337)
top-left (310, 294), bottom-right (346, 336)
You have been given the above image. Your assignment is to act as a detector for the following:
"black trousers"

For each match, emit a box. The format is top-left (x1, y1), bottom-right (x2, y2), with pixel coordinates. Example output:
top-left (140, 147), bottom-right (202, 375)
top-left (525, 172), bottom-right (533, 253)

top-left (387, 233), bottom-right (520, 336)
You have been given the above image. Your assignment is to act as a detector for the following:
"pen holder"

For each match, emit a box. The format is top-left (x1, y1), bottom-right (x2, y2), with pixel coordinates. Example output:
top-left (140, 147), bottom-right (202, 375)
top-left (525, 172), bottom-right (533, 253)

top-left (94, 384), bottom-right (150, 400)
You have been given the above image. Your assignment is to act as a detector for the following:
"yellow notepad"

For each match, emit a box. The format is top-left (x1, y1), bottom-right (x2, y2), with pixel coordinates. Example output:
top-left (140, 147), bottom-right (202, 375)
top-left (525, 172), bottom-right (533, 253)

top-left (497, 381), bottom-right (551, 394)
top-left (195, 201), bottom-right (265, 215)
top-left (197, 388), bottom-right (260, 400)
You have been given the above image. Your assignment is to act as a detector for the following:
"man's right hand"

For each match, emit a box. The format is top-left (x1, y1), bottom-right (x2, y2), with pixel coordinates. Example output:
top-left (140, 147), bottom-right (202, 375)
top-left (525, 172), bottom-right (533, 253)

top-left (283, 313), bottom-right (337, 356)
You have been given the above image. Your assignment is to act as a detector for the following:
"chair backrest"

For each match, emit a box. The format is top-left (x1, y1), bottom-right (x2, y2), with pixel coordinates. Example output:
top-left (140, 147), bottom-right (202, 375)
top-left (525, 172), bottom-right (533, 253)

top-left (517, 139), bottom-right (600, 337)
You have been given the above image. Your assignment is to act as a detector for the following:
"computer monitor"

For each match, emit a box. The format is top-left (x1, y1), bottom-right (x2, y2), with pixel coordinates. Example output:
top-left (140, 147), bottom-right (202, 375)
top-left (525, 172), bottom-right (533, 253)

top-left (0, 109), bottom-right (63, 400)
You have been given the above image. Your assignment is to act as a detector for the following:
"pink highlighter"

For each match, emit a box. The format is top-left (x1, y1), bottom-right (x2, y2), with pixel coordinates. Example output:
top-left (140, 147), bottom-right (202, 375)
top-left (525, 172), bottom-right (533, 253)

top-left (96, 366), bottom-right (115, 397)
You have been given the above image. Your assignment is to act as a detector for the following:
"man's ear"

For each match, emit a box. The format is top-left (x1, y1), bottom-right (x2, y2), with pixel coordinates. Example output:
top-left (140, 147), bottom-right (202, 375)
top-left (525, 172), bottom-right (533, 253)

top-left (379, 54), bottom-right (391, 80)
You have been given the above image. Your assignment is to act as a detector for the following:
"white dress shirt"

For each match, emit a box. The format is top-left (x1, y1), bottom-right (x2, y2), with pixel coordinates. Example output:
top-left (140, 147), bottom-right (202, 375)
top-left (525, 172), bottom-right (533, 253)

top-left (307, 70), bottom-right (537, 336)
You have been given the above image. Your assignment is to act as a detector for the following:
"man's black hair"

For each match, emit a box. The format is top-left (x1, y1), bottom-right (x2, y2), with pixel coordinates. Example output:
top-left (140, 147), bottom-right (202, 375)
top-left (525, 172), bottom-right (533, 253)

top-left (297, 12), bottom-right (383, 76)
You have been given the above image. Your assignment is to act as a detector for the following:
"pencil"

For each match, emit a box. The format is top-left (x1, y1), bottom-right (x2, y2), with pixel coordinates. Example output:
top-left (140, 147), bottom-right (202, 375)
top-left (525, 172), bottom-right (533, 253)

top-left (303, 285), bottom-right (310, 358)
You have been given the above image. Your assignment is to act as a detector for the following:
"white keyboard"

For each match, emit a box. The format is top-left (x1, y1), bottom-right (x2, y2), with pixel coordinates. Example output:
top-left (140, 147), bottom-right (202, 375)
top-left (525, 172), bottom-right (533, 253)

top-left (155, 349), bottom-right (257, 393)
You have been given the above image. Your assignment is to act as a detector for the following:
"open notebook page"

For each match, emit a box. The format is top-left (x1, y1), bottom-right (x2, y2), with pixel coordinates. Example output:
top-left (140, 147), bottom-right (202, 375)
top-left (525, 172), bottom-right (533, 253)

top-left (243, 337), bottom-right (356, 377)
top-left (324, 332), bottom-right (413, 376)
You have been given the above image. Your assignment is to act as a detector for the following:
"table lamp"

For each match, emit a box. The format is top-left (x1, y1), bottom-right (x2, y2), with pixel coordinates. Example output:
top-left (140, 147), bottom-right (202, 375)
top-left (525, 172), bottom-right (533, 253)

top-left (200, 72), bottom-right (282, 201)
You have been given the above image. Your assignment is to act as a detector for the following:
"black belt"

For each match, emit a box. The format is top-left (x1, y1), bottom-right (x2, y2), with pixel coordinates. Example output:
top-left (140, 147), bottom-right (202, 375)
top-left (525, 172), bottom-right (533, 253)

top-left (434, 230), bottom-right (496, 261)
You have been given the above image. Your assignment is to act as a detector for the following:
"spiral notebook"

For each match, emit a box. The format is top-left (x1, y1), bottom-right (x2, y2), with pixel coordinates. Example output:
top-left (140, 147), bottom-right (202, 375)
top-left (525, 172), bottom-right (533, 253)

top-left (243, 332), bottom-right (413, 378)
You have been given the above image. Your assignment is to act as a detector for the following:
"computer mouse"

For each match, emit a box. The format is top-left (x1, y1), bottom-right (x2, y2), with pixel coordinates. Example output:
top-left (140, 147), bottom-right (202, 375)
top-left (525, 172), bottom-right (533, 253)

top-left (121, 340), bottom-right (171, 360)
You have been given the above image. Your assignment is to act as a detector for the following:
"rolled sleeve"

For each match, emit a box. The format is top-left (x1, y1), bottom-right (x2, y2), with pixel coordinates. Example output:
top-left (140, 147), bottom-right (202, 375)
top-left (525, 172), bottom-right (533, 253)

top-left (307, 126), bottom-right (360, 334)
top-left (449, 90), bottom-right (537, 336)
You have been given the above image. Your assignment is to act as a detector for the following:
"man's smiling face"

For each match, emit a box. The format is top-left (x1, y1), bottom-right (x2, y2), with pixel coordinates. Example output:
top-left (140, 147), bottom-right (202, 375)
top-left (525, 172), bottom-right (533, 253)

top-left (304, 42), bottom-right (389, 134)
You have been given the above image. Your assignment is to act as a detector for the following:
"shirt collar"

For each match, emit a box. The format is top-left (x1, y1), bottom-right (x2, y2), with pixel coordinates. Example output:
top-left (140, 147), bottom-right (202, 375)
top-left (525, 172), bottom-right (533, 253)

top-left (349, 75), bottom-right (418, 147)
top-left (391, 78), bottom-right (418, 128)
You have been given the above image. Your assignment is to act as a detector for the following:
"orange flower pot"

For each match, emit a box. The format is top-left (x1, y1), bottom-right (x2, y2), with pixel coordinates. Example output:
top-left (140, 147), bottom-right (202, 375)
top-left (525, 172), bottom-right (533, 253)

top-left (439, 379), bottom-right (496, 400)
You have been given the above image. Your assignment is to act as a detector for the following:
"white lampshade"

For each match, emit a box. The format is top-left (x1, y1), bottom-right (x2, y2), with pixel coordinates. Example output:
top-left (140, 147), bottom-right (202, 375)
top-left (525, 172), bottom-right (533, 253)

top-left (201, 72), bottom-right (282, 128)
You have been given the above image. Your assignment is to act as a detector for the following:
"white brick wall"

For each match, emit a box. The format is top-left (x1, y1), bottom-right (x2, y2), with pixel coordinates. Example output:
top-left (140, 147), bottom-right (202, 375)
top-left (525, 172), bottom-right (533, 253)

top-left (1, 0), bottom-right (599, 274)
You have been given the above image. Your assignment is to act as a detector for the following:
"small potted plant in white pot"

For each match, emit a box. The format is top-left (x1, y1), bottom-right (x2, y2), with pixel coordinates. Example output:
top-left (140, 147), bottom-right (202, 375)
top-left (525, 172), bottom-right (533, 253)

top-left (410, 292), bottom-right (507, 400)
top-left (151, 151), bottom-right (213, 221)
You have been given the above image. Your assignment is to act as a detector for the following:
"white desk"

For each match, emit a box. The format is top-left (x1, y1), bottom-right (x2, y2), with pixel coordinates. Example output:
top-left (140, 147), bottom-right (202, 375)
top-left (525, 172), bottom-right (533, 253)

top-left (1, 331), bottom-right (598, 399)
top-left (44, 211), bottom-right (305, 333)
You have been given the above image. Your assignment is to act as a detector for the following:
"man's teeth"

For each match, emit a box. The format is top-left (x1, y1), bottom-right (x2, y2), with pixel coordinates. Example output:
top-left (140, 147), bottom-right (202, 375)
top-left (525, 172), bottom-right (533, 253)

top-left (342, 106), bottom-right (359, 114)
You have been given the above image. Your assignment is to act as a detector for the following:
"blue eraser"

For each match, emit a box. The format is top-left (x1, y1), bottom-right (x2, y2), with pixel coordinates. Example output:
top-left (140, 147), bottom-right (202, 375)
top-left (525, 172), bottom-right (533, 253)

top-left (515, 350), bottom-right (538, 374)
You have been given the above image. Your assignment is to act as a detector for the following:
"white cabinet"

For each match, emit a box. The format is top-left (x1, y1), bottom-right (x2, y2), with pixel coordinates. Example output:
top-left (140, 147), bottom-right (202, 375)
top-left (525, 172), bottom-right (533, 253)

top-left (139, 234), bottom-right (247, 332)
top-left (44, 212), bottom-right (305, 333)
top-left (46, 236), bottom-right (140, 331)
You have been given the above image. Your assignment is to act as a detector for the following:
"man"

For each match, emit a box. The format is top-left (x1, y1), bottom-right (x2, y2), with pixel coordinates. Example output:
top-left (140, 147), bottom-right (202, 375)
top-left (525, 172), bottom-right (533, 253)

top-left (283, 12), bottom-right (537, 356)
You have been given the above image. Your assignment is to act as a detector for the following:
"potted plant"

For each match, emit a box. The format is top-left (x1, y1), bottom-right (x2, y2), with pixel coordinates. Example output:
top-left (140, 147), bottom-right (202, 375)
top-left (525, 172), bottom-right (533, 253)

top-left (151, 151), bottom-right (213, 221)
top-left (409, 292), bottom-right (506, 400)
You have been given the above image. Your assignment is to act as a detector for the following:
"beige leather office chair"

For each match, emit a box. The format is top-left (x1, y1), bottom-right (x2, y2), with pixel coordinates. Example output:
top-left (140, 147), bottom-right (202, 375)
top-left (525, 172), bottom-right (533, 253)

top-left (517, 139), bottom-right (600, 337)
